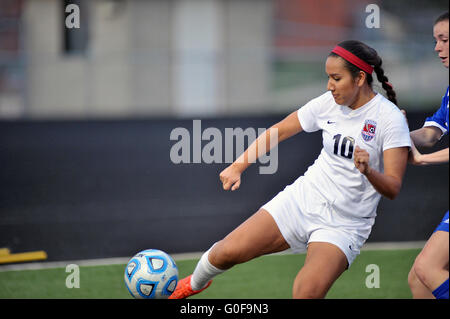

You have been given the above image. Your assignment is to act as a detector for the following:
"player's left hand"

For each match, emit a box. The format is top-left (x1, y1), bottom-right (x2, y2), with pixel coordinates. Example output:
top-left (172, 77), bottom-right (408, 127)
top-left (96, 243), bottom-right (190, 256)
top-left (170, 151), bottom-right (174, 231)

top-left (354, 146), bottom-right (372, 176)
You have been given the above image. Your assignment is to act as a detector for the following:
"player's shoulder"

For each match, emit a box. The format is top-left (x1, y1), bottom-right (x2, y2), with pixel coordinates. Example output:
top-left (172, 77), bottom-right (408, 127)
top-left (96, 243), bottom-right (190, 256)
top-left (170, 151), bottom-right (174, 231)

top-left (320, 90), bottom-right (334, 101)
top-left (299, 91), bottom-right (334, 112)
top-left (371, 94), bottom-right (408, 132)
top-left (308, 91), bottom-right (334, 106)
top-left (375, 93), bottom-right (403, 118)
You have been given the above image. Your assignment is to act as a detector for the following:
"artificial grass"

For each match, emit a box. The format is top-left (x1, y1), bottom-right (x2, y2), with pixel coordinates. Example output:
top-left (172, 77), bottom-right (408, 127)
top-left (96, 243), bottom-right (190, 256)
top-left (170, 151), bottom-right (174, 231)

top-left (0, 248), bottom-right (420, 299)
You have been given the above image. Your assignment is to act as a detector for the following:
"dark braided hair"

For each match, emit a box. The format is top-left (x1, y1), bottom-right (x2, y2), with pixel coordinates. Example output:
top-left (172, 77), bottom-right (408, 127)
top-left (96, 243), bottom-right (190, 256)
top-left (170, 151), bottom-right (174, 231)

top-left (329, 40), bottom-right (398, 105)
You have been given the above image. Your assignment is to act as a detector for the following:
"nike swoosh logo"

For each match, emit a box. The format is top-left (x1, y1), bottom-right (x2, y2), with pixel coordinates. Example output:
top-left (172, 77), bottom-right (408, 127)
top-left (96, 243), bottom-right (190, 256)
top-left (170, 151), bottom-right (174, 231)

top-left (327, 120), bottom-right (336, 124)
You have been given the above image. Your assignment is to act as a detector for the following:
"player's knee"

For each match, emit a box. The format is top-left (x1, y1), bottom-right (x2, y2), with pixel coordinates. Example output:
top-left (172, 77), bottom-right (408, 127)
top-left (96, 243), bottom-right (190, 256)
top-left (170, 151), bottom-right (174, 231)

top-left (292, 280), bottom-right (327, 299)
top-left (211, 240), bottom-right (246, 268)
top-left (222, 242), bottom-right (248, 265)
top-left (293, 284), bottom-right (326, 299)
top-left (413, 255), bottom-right (431, 287)
top-left (408, 267), bottom-right (421, 289)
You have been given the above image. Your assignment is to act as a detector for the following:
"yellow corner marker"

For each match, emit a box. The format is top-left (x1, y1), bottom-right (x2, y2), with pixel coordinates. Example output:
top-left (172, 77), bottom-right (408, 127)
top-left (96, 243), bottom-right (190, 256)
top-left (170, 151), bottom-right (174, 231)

top-left (0, 251), bottom-right (47, 264)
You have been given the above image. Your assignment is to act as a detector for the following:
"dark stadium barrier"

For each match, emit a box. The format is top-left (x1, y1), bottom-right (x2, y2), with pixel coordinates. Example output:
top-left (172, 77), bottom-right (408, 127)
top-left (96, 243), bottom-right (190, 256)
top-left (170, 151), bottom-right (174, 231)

top-left (0, 112), bottom-right (448, 261)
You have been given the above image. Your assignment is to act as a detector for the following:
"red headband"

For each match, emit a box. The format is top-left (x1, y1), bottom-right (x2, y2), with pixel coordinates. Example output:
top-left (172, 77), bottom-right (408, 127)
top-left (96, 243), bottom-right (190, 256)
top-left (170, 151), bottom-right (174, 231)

top-left (331, 46), bottom-right (374, 74)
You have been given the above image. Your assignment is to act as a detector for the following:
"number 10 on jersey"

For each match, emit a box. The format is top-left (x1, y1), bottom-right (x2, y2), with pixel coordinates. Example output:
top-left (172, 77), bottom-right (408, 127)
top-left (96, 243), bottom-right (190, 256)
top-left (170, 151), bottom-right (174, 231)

top-left (333, 134), bottom-right (355, 159)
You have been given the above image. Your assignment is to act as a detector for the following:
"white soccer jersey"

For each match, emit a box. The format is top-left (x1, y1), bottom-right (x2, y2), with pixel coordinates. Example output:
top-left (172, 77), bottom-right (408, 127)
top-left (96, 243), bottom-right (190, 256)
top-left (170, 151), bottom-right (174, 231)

top-left (297, 91), bottom-right (411, 224)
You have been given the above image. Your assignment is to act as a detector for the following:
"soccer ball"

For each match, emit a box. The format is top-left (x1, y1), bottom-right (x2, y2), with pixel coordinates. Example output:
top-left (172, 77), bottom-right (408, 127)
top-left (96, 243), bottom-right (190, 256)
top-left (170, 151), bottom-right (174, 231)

top-left (124, 249), bottom-right (178, 299)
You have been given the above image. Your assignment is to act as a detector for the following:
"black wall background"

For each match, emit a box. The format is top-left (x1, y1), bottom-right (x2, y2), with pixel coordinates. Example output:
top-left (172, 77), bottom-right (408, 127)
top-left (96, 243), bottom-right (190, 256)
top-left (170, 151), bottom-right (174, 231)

top-left (0, 112), bottom-right (448, 261)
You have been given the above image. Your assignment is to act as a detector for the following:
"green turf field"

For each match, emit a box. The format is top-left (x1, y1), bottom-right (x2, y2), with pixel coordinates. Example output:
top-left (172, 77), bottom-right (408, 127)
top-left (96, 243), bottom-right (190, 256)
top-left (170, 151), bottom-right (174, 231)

top-left (0, 248), bottom-right (420, 299)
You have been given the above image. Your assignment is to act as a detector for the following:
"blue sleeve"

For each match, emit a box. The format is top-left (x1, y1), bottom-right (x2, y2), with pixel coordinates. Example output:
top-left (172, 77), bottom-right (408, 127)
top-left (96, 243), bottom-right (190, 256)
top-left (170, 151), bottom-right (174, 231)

top-left (424, 86), bottom-right (449, 136)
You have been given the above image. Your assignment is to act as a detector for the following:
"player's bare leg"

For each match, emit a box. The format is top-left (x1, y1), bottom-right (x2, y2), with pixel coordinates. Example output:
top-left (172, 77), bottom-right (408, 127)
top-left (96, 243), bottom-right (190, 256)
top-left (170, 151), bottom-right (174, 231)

top-left (170, 209), bottom-right (289, 298)
top-left (292, 242), bottom-right (348, 299)
top-left (409, 230), bottom-right (449, 298)
top-left (408, 267), bottom-right (435, 299)
top-left (209, 208), bottom-right (290, 269)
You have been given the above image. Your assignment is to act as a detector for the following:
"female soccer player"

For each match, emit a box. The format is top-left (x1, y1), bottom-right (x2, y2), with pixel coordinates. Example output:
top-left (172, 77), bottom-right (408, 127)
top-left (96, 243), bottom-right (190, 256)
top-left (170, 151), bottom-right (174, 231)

top-left (407, 12), bottom-right (449, 300)
top-left (170, 40), bottom-right (411, 299)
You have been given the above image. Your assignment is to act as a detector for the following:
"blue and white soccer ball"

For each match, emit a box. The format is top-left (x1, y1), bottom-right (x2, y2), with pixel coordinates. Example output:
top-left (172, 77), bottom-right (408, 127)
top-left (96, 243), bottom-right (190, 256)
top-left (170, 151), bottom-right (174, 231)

top-left (124, 249), bottom-right (178, 299)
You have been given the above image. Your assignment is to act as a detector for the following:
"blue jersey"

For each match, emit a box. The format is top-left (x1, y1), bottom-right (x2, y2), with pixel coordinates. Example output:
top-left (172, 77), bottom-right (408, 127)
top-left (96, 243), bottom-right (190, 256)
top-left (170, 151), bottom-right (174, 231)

top-left (426, 87), bottom-right (449, 234)
top-left (424, 86), bottom-right (449, 137)
top-left (434, 211), bottom-right (449, 233)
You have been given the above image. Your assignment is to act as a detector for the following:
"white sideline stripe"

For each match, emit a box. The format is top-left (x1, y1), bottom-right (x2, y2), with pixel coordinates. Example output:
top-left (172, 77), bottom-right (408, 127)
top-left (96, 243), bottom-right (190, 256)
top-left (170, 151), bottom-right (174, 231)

top-left (0, 241), bottom-right (426, 272)
top-left (360, 240), bottom-right (426, 251)
top-left (0, 252), bottom-right (205, 272)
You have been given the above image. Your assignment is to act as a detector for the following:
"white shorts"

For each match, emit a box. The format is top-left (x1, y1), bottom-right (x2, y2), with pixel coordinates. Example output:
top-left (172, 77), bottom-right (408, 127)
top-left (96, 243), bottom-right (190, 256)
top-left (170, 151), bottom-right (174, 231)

top-left (261, 176), bottom-right (369, 267)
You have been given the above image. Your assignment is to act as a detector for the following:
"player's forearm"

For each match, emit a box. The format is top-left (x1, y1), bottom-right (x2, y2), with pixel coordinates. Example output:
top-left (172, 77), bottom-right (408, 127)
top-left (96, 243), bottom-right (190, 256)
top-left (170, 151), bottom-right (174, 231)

top-left (414, 148), bottom-right (449, 165)
top-left (364, 169), bottom-right (402, 200)
top-left (232, 111), bottom-right (301, 173)
top-left (232, 127), bottom-right (279, 172)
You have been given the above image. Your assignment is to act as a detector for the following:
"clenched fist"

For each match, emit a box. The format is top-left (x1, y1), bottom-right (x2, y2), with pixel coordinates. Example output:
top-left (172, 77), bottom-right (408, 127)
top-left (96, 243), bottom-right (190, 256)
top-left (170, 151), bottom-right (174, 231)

top-left (219, 163), bottom-right (243, 191)
top-left (354, 146), bottom-right (372, 176)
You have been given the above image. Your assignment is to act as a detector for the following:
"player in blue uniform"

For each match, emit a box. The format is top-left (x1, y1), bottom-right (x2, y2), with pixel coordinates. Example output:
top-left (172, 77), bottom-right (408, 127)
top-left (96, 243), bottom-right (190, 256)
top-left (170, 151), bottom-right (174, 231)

top-left (406, 12), bottom-right (449, 299)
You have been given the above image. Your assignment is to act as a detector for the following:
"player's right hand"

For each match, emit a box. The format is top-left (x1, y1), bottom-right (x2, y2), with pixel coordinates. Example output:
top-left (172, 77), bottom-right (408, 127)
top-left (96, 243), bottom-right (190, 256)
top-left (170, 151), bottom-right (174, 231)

top-left (354, 146), bottom-right (371, 176)
top-left (219, 164), bottom-right (242, 191)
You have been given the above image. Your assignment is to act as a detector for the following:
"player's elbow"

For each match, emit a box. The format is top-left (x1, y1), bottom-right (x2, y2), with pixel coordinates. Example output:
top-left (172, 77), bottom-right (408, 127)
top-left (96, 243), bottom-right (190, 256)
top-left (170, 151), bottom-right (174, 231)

top-left (411, 128), bottom-right (441, 148)
top-left (422, 138), bottom-right (439, 148)
top-left (385, 180), bottom-right (402, 200)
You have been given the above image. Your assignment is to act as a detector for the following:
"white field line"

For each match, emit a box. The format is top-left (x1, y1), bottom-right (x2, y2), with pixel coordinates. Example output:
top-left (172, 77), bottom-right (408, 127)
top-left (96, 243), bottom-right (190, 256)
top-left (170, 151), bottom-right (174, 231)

top-left (0, 241), bottom-right (426, 272)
